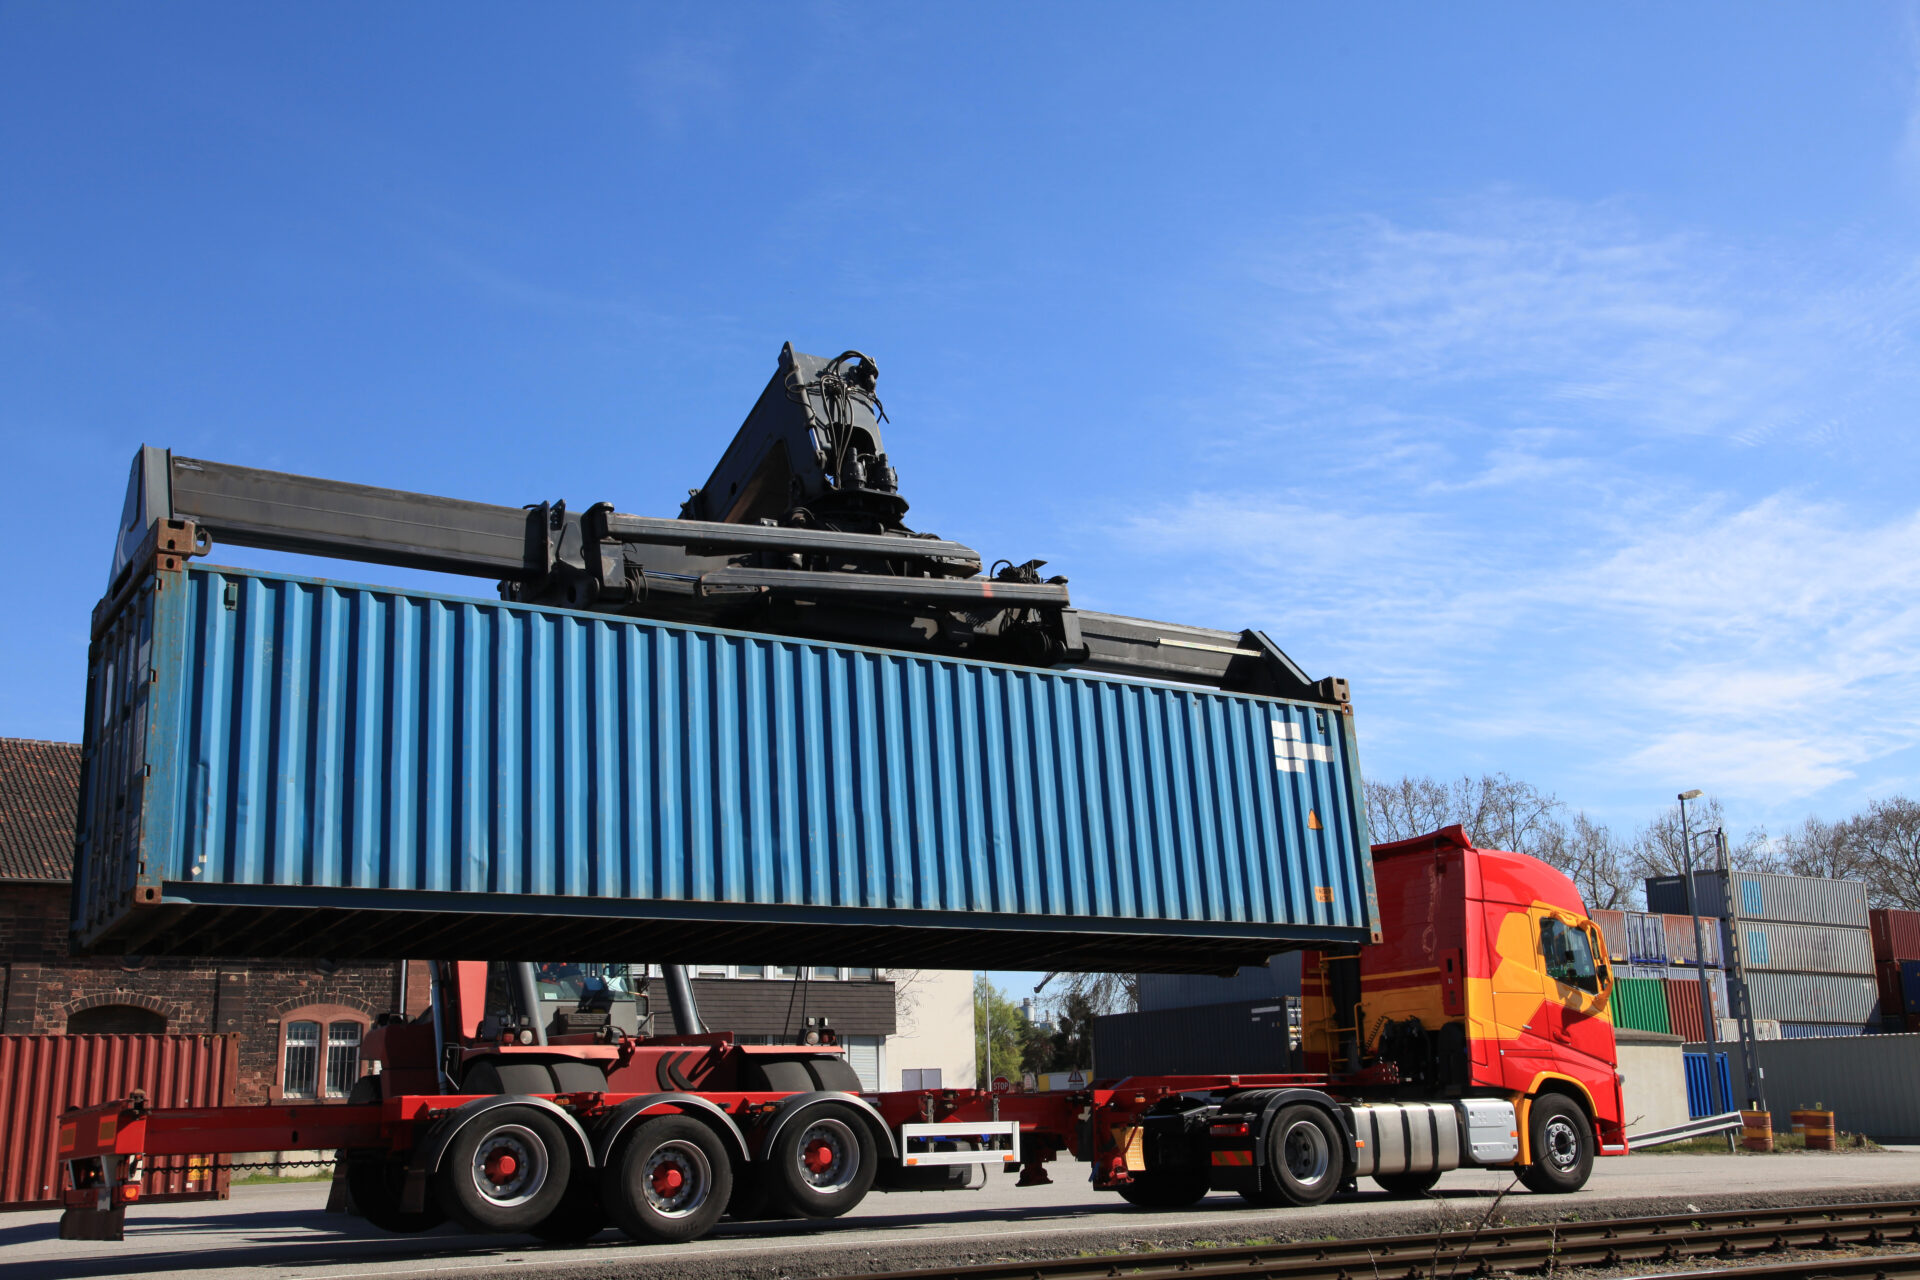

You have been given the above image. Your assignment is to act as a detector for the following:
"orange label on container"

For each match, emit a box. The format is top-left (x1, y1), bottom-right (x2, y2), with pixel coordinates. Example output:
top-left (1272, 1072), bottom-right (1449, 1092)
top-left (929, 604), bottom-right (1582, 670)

top-left (1314, 886), bottom-right (1334, 903)
top-left (1307, 810), bottom-right (1323, 830)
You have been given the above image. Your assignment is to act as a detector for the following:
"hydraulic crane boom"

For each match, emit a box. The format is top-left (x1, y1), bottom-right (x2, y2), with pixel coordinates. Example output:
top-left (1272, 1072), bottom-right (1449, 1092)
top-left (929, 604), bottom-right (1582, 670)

top-left (108, 343), bottom-right (1345, 705)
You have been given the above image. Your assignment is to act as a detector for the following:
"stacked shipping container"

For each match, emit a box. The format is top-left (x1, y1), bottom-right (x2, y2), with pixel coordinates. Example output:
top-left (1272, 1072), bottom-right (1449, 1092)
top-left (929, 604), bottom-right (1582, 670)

top-left (1872, 909), bottom-right (1920, 1033)
top-left (1647, 871), bottom-right (1879, 1037)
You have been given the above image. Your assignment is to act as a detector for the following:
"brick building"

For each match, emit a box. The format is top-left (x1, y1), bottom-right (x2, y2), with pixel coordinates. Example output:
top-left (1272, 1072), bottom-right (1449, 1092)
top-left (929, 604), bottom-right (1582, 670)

top-left (0, 737), bottom-right (419, 1106)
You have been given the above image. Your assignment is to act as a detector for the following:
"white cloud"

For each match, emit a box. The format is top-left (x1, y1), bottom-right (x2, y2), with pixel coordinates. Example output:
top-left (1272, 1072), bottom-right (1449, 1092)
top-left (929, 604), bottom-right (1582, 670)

top-left (1077, 194), bottom-right (1920, 819)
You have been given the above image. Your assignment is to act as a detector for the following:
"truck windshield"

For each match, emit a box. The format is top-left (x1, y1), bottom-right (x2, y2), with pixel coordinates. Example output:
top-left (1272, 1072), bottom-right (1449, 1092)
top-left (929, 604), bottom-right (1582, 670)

top-left (531, 962), bottom-right (635, 1004)
top-left (1540, 919), bottom-right (1600, 994)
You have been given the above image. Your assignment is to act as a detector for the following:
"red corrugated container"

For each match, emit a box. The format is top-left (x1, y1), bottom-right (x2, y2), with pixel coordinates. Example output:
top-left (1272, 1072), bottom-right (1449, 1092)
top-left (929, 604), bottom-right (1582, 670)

top-left (1870, 908), bottom-right (1920, 963)
top-left (1879, 961), bottom-right (1907, 1017)
top-left (1663, 978), bottom-right (1707, 1042)
top-left (1592, 908), bottom-right (1629, 962)
top-left (0, 1034), bottom-right (236, 1210)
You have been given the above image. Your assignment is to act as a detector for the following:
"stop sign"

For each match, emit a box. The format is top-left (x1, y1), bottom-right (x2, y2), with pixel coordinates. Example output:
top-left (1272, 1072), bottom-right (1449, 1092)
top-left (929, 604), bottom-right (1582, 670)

top-left (991, 1075), bottom-right (1011, 1093)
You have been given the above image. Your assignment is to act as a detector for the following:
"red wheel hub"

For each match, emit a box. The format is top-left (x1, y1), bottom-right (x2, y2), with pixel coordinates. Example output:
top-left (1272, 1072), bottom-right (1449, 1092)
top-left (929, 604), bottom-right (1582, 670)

top-left (483, 1150), bottom-right (519, 1183)
top-left (651, 1163), bottom-right (685, 1196)
top-left (804, 1142), bottom-right (835, 1174)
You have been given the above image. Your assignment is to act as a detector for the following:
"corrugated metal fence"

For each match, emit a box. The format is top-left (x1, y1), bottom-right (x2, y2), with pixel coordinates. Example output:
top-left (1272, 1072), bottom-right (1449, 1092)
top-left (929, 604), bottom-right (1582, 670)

top-left (0, 1034), bottom-right (235, 1210)
top-left (1684, 1033), bottom-right (1920, 1142)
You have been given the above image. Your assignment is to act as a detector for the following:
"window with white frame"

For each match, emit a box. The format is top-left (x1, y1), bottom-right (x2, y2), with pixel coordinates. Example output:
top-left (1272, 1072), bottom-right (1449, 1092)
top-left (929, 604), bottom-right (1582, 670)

top-left (279, 1008), bottom-right (368, 1101)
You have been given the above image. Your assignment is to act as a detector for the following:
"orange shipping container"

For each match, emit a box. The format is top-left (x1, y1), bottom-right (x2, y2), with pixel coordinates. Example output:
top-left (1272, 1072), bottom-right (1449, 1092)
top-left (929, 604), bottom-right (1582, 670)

top-left (0, 1034), bottom-right (237, 1210)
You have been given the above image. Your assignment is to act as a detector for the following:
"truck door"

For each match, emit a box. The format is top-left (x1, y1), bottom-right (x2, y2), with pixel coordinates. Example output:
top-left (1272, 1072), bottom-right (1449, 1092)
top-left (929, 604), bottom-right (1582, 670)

top-left (1538, 915), bottom-right (1613, 1068)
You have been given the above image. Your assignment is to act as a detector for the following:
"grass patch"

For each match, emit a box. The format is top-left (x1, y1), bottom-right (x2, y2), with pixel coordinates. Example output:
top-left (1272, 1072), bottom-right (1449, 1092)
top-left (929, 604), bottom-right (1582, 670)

top-left (1639, 1130), bottom-right (1883, 1154)
top-left (231, 1171), bottom-right (335, 1185)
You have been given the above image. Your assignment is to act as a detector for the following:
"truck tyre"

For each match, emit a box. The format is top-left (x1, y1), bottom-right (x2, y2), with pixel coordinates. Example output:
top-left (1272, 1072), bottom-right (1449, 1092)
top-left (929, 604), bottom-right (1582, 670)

top-left (603, 1114), bottom-right (734, 1244)
top-left (1373, 1169), bottom-right (1442, 1197)
top-left (1518, 1094), bottom-right (1593, 1194)
top-left (341, 1077), bottom-right (447, 1234)
top-left (765, 1102), bottom-right (877, 1218)
top-left (343, 1152), bottom-right (447, 1234)
top-left (528, 1179), bottom-right (608, 1244)
top-left (1263, 1104), bottom-right (1343, 1206)
top-left (1117, 1166), bottom-right (1209, 1208)
top-left (434, 1105), bottom-right (572, 1233)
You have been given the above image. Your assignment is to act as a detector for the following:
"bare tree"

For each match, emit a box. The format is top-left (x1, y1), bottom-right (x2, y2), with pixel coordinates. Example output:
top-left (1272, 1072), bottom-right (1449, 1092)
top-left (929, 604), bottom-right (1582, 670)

top-left (1624, 796), bottom-right (1774, 887)
top-left (1036, 971), bottom-right (1137, 1016)
top-left (1774, 815), bottom-right (1873, 882)
top-left (1365, 775), bottom-right (1457, 844)
top-left (1536, 811), bottom-right (1635, 911)
top-left (1851, 796), bottom-right (1920, 909)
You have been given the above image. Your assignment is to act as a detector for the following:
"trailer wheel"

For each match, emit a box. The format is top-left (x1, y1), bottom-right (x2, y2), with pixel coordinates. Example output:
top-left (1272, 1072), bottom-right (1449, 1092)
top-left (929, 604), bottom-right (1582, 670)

top-left (342, 1152), bottom-right (447, 1234)
top-left (1518, 1094), bottom-right (1592, 1194)
top-left (528, 1178), bottom-right (608, 1244)
top-left (434, 1106), bottom-right (572, 1233)
top-left (765, 1103), bottom-right (877, 1218)
top-left (603, 1115), bottom-right (734, 1244)
top-left (1117, 1166), bottom-right (1209, 1208)
top-left (1262, 1104), bottom-right (1343, 1206)
top-left (1372, 1169), bottom-right (1442, 1198)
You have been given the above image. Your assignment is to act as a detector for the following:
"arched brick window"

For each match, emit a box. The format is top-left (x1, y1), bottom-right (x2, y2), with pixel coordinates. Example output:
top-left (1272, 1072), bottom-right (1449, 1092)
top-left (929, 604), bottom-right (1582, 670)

top-left (67, 1005), bottom-right (168, 1035)
top-left (274, 1003), bottom-right (369, 1102)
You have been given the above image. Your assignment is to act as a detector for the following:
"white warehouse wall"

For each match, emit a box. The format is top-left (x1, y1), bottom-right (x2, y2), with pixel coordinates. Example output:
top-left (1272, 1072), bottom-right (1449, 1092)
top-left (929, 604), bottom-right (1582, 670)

top-left (884, 969), bottom-right (977, 1090)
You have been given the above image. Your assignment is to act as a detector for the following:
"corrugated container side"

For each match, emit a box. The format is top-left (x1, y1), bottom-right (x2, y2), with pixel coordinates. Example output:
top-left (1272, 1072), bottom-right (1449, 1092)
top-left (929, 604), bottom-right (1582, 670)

top-left (1137, 952), bottom-right (1303, 1012)
top-left (1592, 908), bottom-right (1629, 962)
top-left (1874, 909), bottom-right (1920, 963)
top-left (0, 1034), bottom-right (235, 1210)
top-left (1683, 1051), bottom-right (1734, 1119)
top-left (1662, 913), bottom-right (1723, 966)
top-left (1650, 870), bottom-right (1870, 928)
top-left (1664, 979), bottom-right (1706, 1042)
top-left (1778, 1022), bottom-right (1867, 1039)
top-left (1731, 923), bottom-right (1874, 975)
top-left (1090, 998), bottom-right (1301, 1077)
top-left (1903, 961), bottom-right (1920, 1015)
top-left (74, 566), bottom-right (1380, 969)
top-left (1664, 966), bottom-right (1728, 1020)
top-left (1626, 912), bottom-right (1669, 964)
top-left (1742, 971), bottom-right (1880, 1026)
top-left (1612, 977), bottom-right (1670, 1034)
top-left (1622, 964), bottom-right (1668, 981)
top-left (1877, 962), bottom-right (1906, 1017)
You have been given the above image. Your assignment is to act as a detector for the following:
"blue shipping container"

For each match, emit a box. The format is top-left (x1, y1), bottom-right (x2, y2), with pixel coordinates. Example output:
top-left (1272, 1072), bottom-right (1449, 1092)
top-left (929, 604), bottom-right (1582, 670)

top-left (74, 564), bottom-right (1381, 969)
top-left (1903, 961), bottom-right (1920, 1014)
top-left (1683, 1051), bottom-right (1734, 1118)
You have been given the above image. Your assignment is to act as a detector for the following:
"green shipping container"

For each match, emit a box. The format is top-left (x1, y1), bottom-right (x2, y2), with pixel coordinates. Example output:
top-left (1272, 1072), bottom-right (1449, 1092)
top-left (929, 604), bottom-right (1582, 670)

top-left (1612, 976), bottom-right (1672, 1034)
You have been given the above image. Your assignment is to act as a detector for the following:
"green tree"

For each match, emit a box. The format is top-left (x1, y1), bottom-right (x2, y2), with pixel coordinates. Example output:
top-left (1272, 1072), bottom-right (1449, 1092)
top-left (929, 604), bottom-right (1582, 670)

top-left (973, 974), bottom-right (1024, 1088)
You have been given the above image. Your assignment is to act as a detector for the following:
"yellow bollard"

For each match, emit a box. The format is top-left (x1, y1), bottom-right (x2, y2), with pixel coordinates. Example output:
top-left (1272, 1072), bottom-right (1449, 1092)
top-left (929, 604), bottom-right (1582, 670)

top-left (1741, 1110), bottom-right (1774, 1152)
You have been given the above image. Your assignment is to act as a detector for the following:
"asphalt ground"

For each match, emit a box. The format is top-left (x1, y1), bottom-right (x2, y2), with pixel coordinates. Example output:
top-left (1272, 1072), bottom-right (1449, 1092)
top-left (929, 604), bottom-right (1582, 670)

top-left (5, 1151), bottom-right (1920, 1280)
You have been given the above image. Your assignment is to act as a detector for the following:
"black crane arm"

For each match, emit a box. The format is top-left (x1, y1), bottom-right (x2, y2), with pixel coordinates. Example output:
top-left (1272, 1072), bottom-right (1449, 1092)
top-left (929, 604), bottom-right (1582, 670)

top-left (106, 346), bottom-right (1346, 704)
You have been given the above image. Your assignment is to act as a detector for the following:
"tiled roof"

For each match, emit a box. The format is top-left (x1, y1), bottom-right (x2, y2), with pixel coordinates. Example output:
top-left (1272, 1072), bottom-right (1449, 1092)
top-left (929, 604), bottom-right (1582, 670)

top-left (0, 738), bottom-right (80, 881)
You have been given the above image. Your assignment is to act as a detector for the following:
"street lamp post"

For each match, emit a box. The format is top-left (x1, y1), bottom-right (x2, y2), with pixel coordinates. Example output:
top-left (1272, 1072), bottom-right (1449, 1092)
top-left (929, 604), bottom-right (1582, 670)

top-left (1678, 789), bottom-right (1734, 1148)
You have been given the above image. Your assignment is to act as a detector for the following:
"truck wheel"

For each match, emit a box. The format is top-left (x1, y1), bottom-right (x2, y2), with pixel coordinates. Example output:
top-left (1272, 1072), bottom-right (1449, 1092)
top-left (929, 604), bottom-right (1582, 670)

top-left (343, 1152), bottom-right (447, 1233)
top-left (1263, 1104), bottom-right (1343, 1206)
top-left (1518, 1095), bottom-right (1593, 1194)
top-left (1373, 1169), bottom-right (1442, 1197)
top-left (604, 1115), bottom-right (733, 1244)
top-left (434, 1106), bottom-right (572, 1233)
top-left (528, 1179), bottom-right (608, 1244)
top-left (766, 1103), bottom-right (877, 1218)
top-left (1117, 1166), bottom-right (1209, 1208)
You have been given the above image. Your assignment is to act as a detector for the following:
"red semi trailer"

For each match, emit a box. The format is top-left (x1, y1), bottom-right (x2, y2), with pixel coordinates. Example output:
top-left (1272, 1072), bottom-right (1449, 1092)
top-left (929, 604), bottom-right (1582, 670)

top-left (57, 826), bottom-right (1623, 1243)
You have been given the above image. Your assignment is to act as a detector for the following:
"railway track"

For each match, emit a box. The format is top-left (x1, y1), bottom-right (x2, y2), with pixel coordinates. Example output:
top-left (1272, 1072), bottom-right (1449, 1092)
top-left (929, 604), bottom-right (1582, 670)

top-left (824, 1199), bottom-right (1920, 1280)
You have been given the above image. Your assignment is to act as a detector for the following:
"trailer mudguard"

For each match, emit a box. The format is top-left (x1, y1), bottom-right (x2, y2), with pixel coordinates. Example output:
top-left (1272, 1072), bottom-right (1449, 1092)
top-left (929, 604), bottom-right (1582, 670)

top-left (593, 1093), bottom-right (752, 1167)
top-left (755, 1091), bottom-right (898, 1161)
top-left (400, 1094), bottom-right (593, 1213)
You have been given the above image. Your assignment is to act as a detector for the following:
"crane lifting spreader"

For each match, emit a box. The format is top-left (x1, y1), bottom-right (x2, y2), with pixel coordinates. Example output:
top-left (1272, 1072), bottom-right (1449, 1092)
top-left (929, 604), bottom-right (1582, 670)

top-left (108, 344), bottom-right (1345, 706)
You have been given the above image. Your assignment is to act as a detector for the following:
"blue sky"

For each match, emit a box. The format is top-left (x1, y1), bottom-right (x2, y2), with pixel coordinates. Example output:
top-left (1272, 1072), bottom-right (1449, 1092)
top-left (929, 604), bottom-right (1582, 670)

top-left (6, 3), bottom-right (1920, 867)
